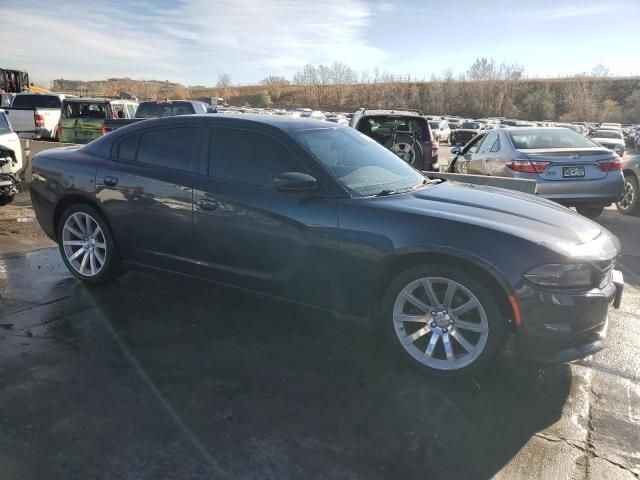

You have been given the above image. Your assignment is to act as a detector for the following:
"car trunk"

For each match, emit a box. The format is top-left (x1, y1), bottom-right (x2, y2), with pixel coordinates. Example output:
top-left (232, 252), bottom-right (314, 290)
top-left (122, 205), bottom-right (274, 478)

top-left (60, 117), bottom-right (105, 144)
top-left (522, 148), bottom-right (615, 181)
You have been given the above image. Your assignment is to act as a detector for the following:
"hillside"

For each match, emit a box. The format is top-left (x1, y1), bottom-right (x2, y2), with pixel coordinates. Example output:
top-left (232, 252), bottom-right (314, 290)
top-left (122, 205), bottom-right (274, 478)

top-left (51, 75), bottom-right (640, 123)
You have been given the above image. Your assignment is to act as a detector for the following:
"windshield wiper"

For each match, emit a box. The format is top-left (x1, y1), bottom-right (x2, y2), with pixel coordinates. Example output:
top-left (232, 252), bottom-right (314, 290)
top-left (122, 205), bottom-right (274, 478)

top-left (375, 189), bottom-right (398, 196)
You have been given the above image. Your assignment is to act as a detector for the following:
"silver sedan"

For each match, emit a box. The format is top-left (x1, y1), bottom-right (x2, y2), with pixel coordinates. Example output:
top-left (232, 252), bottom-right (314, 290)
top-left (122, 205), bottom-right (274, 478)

top-left (448, 127), bottom-right (624, 218)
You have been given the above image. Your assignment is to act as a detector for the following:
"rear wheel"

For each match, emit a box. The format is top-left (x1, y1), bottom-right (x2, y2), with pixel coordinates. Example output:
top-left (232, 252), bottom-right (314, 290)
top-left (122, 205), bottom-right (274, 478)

top-left (57, 204), bottom-right (122, 283)
top-left (616, 174), bottom-right (639, 216)
top-left (380, 264), bottom-right (507, 378)
top-left (576, 205), bottom-right (605, 219)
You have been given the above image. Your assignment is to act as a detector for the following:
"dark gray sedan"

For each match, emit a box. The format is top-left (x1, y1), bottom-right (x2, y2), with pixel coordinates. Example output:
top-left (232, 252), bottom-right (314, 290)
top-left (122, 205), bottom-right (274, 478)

top-left (448, 127), bottom-right (624, 218)
top-left (30, 115), bottom-right (623, 377)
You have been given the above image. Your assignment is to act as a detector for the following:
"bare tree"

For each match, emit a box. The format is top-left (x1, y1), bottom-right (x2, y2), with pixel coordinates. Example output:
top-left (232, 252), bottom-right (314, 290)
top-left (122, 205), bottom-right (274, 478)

top-left (216, 73), bottom-right (232, 88)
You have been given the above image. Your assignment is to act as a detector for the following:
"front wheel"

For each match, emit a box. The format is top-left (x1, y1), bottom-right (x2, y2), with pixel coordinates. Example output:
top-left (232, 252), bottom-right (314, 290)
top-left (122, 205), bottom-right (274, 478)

top-left (576, 205), bottom-right (605, 219)
top-left (57, 204), bottom-right (123, 283)
top-left (616, 174), bottom-right (639, 216)
top-left (380, 264), bottom-right (506, 378)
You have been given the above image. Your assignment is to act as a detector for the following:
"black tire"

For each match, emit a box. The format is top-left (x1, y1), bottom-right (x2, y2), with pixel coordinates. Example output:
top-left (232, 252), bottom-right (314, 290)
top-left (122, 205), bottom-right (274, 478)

top-left (576, 205), bottom-right (605, 219)
top-left (57, 204), bottom-right (123, 283)
top-left (0, 194), bottom-right (15, 206)
top-left (616, 174), bottom-right (640, 216)
top-left (378, 264), bottom-right (507, 378)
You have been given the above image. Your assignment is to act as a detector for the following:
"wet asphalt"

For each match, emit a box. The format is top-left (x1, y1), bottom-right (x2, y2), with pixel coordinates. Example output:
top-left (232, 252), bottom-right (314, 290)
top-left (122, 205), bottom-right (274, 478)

top-left (0, 211), bottom-right (639, 479)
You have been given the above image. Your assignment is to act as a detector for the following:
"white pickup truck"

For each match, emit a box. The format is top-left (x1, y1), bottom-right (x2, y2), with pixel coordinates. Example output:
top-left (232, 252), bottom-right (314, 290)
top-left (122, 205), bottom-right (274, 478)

top-left (3, 93), bottom-right (65, 139)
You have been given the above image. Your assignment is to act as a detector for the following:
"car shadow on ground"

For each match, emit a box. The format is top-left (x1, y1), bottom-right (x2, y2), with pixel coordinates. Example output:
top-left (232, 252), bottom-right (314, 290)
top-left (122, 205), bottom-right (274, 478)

top-left (0, 251), bottom-right (573, 479)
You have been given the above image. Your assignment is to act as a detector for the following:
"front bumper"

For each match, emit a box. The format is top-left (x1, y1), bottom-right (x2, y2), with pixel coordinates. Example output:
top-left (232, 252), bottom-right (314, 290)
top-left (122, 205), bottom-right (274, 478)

top-left (514, 269), bottom-right (624, 362)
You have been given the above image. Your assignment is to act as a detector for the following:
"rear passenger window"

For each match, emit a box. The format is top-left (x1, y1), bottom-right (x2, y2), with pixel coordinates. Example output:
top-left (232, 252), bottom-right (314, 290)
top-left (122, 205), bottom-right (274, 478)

top-left (137, 127), bottom-right (197, 172)
top-left (116, 135), bottom-right (139, 162)
top-left (209, 129), bottom-right (306, 187)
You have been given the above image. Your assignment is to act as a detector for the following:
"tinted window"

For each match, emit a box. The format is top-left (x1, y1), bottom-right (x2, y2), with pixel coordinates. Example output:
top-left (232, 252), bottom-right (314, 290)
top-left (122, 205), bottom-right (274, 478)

top-left (0, 113), bottom-right (11, 134)
top-left (12, 95), bottom-right (61, 109)
top-left (116, 135), bottom-right (139, 162)
top-left (62, 101), bottom-right (108, 119)
top-left (135, 101), bottom-right (196, 118)
top-left (137, 127), bottom-right (197, 171)
top-left (209, 129), bottom-right (305, 187)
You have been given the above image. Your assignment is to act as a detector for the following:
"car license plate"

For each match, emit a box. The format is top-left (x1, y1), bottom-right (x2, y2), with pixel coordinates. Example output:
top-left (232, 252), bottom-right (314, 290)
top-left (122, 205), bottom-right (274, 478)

top-left (563, 166), bottom-right (585, 178)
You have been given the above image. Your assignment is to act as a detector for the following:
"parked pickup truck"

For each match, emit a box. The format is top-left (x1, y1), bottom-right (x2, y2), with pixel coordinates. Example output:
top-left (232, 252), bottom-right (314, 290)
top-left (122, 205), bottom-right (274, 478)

top-left (101, 99), bottom-right (210, 135)
top-left (2, 93), bottom-right (65, 139)
top-left (58, 98), bottom-right (138, 144)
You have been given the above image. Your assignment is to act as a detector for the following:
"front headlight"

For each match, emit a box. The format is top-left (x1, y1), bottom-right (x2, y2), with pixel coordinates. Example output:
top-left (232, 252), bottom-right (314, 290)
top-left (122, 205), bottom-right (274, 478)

top-left (524, 263), bottom-right (592, 288)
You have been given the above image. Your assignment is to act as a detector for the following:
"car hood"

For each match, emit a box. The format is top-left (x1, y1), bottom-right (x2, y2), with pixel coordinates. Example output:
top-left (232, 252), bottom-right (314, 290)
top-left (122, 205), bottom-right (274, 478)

top-left (379, 181), bottom-right (618, 259)
top-left (454, 129), bottom-right (481, 134)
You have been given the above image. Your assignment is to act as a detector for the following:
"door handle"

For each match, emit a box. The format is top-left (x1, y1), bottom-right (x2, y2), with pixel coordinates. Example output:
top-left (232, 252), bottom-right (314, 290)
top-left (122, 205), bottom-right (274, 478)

top-left (196, 200), bottom-right (218, 212)
top-left (103, 176), bottom-right (118, 187)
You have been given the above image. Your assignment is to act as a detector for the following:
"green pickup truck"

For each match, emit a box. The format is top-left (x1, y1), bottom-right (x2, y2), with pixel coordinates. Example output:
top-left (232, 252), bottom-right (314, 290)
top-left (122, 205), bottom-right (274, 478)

top-left (58, 98), bottom-right (138, 144)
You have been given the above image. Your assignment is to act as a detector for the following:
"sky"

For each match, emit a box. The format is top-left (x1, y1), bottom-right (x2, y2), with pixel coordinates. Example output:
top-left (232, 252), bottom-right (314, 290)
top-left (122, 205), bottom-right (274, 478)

top-left (1, 0), bottom-right (639, 87)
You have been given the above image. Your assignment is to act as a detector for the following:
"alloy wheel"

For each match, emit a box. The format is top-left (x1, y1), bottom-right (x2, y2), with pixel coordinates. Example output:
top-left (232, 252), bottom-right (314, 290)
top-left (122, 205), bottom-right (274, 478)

top-left (62, 212), bottom-right (107, 277)
top-left (392, 277), bottom-right (489, 370)
top-left (618, 179), bottom-right (636, 211)
top-left (391, 142), bottom-right (416, 164)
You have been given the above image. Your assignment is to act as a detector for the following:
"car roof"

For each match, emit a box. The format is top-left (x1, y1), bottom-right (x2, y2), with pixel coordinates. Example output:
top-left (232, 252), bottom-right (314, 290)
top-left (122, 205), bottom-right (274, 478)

top-left (360, 109), bottom-right (423, 117)
top-left (63, 97), bottom-right (110, 103)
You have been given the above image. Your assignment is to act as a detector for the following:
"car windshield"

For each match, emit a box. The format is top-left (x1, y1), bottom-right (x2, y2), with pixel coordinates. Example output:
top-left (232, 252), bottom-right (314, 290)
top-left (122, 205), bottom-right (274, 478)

top-left (135, 101), bottom-right (195, 118)
top-left (62, 102), bottom-right (109, 119)
top-left (509, 128), bottom-right (599, 149)
top-left (429, 122), bottom-right (440, 129)
top-left (294, 127), bottom-right (425, 196)
top-left (461, 122), bottom-right (481, 129)
top-left (12, 94), bottom-right (61, 109)
top-left (593, 130), bottom-right (622, 139)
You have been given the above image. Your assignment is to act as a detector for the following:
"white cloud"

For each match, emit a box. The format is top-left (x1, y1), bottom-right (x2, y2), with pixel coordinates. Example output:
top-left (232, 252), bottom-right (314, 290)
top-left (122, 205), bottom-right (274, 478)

top-left (1, 0), bottom-right (388, 85)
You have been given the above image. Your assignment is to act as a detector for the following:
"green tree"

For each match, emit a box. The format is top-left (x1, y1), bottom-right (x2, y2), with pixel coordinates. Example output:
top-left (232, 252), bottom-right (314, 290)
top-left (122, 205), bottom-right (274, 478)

top-left (522, 87), bottom-right (556, 120)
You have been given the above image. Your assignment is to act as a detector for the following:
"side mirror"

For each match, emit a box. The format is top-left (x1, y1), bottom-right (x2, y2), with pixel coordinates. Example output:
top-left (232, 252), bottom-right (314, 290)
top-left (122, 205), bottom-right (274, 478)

top-left (275, 172), bottom-right (318, 191)
top-left (450, 146), bottom-right (461, 155)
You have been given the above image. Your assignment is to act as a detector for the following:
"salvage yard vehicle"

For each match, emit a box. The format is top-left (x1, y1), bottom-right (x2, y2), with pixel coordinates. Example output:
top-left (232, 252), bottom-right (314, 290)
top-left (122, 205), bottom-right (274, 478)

top-left (450, 121), bottom-right (485, 146)
top-left (590, 129), bottom-right (625, 157)
top-left (2, 93), bottom-right (65, 139)
top-left (30, 115), bottom-right (623, 377)
top-left (351, 108), bottom-right (438, 170)
top-left (616, 154), bottom-right (640, 215)
top-left (101, 99), bottom-right (209, 135)
top-left (58, 98), bottom-right (139, 144)
top-left (448, 127), bottom-right (624, 218)
top-left (429, 119), bottom-right (451, 144)
top-left (0, 111), bottom-right (22, 205)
